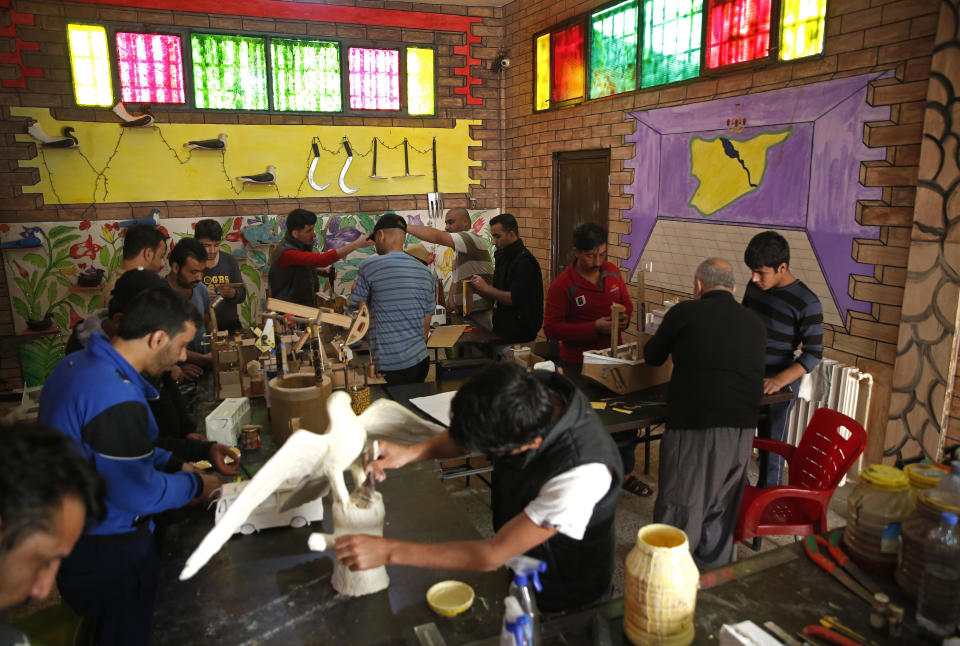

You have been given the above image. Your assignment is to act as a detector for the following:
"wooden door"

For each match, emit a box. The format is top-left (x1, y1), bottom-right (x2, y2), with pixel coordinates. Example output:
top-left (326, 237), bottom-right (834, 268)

top-left (551, 149), bottom-right (610, 278)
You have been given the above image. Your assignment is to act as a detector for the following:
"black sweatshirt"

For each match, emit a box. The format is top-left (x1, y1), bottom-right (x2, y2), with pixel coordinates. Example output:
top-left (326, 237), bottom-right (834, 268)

top-left (643, 290), bottom-right (767, 429)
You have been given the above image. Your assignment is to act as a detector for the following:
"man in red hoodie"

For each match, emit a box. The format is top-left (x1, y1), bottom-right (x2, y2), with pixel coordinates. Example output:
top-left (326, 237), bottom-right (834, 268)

top-left (544, 222), bottom-right (633, 365)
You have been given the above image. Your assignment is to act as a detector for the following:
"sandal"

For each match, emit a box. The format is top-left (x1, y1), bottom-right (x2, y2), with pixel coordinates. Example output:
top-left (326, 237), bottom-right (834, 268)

top-left (622, 474), bottom-right (654, 497)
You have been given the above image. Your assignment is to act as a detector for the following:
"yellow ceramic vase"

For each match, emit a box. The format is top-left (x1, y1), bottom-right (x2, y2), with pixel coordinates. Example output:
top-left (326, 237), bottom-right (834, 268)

top-left (624, 524), bottom-right (700, 646)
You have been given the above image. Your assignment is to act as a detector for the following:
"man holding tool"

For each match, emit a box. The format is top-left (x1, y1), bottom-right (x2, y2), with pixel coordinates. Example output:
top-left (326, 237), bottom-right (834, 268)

top-left (195, 218), bottom-right (247, 333)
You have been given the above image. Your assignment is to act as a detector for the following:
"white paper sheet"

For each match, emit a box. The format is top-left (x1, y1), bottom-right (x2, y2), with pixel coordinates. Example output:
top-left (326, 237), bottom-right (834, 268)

top-left (410, 390), bottom-right (458, 427)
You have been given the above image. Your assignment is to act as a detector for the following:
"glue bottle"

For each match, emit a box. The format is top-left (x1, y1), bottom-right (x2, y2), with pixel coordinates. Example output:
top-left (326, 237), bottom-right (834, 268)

top-left (507, 556), bottom-right (546, 645)
top-left (499, 596), bottom-right (532, 646)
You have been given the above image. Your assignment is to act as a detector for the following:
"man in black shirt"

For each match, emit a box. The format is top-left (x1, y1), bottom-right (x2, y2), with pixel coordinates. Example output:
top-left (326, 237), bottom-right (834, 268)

top-left (643, 258), bottom-right (766, 569)
top-left (469, 213), bottom-right (543, 344)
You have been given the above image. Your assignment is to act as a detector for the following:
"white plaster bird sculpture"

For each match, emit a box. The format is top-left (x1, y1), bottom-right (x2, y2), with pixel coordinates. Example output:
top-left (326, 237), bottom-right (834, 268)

top-left (184, 133), bottom-right (227, 150)
top-left (27, 121), bottom-right (79, 149)
top-left (112, 101), bottom-right (155, 127)
top-left (237, 165), bottom-right (277, 184)
top-left (178, 392), bottom-right (443, 580)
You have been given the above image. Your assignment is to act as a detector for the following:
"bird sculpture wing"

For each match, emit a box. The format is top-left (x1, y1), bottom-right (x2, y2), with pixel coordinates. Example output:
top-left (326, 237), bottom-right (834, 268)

top-left (238, 171), bottom-right (275, 183)
top-left (179, 430), bottom-right (330, 580)
top-left (359, 398), bottom-right (445, 446)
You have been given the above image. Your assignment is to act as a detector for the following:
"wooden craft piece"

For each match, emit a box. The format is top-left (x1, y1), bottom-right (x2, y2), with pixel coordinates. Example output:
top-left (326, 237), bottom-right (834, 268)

top-left (427, 325), bottom-right (468, 348)
top-left (610, 303), bottom-right (625, 353)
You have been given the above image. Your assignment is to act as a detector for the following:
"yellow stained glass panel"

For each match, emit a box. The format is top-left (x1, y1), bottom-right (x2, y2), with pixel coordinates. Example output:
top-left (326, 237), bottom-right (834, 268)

top-left (535, 33), bottom-right (550, 111)
top-left (68, 24), bottom-right (113, 106)
top-left (780, 0), bottom-right (827, 60)
top-left (407, 47), bottom-right (435, 116)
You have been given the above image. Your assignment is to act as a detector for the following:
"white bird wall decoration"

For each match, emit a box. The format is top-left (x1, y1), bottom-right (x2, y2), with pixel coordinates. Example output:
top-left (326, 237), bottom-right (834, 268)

top-left (27, 121), bottom-right (79, 149)
top-left (237, 165), bottom-right (277, 184)
top-left (184, 133), bottom-right (227, 150)
top-left (112, 102), bottom-right (155, 128)
top-left (179, 392), bottom-right (443, 583)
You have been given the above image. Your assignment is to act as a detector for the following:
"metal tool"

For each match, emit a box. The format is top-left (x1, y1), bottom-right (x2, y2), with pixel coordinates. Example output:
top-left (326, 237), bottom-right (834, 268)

top-left (819, 617), bottom-right (876, 646)
top-left (826, 530), bottom-right (882, 596)
top-left (427, 137), bottom-right (443, 219)
top-left (393, 138), bottom-right (422, 178)
top-left (763, 621), bottom-right (803, 646)
top-left (803, 535), bottom-right (875, 605)
top-left (802, 625), bottom-right (862, 646)
top-left (369, 137), bottom-right (387, 179)
top-left (352, 440), bottom-right (379, 505)
top-left (307, 142), bottom-right (330, 191)
top-left (338, 137), bottom-right (359, 194)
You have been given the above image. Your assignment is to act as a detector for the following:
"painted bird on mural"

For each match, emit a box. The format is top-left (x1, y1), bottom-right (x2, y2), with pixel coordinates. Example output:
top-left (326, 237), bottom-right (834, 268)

top-left (112, 101), bottom-right (155, 128)
top-left (27, 121), bottom-right (79, 149)
top-left (184, 133), bottom-right (228, 150)
top-left (237, 166), bottom-right (277, 184)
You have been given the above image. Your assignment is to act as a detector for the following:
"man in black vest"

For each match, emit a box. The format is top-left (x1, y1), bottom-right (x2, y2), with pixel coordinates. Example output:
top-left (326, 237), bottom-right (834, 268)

top-left (334, 362), bottom-right (623, 612)
top-left (643, 258), bottom-right (767, 569)
top-left (469, 213), bottom-right (544, 344)
top-left (268, 209), bottom-right (371, 307)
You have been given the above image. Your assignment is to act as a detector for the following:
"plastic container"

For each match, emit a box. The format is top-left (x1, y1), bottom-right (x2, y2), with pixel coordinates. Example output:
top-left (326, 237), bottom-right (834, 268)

top-left (904, 462), bottom-right (948, 495)
top-left (916, 512), bottom-right (960, 636)
top-left (897, 489), bottom-right (960, 598)
top-left (938, 462), bottom-right (960, 501)
top-left (844, 464), bottom-right (915, 573)
top-left (506, 556), bottom-right (546, 646)
top-left (500, 596), bottom-right (532, 646)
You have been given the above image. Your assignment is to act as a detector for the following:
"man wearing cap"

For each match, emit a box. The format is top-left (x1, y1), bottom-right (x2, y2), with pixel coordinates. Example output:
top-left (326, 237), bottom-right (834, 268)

top-left (269, 208), bottom-right (372, 308)
top-left (350, 213), bottom-right (435, 385)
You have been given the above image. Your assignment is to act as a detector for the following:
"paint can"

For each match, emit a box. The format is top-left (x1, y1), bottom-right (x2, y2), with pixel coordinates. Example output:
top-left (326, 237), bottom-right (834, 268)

top-left (241, 425), bottom-right (261, 451)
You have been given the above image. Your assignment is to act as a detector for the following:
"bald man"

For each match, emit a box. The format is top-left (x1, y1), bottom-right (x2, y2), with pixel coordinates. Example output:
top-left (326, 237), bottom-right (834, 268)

top-left (405, 208), bottom-right (493, 314)
top-left (642, 258), bottom-right (767, 569)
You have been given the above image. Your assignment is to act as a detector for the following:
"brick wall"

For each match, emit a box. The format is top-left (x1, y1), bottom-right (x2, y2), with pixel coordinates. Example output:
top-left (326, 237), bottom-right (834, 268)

top-left (500, 0), bottom-right (938, 460)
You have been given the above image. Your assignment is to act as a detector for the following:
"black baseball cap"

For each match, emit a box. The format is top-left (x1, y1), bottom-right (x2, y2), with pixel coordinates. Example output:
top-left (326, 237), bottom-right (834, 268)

top-left (367, 212), bottom-right (407, 240)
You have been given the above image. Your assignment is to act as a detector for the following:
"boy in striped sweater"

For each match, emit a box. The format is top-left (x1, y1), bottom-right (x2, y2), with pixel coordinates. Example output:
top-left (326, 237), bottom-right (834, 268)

top-left (742, 231), bottom-right (823, 487)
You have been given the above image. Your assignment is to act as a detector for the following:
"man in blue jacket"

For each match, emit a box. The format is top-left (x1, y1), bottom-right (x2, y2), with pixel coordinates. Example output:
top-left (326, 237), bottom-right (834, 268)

top-left (39, 286), bottom-right (221, 646)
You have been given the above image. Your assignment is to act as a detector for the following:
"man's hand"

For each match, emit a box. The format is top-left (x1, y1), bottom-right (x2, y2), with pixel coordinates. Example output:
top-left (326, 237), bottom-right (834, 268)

top-left (365, 441), bottom-right (417, 483)
top-left (594, 316), bottom-right (628, 335)
top-left (178, 362), bottom-right (203, 379)
top-left (469, 274), bottom-right (490, 297)
top-left (206, 283), bottom-right (217, 299)
top-left (209, 443), bottom-right (240, 476)
top-left (218, 285), bottom-right (236, 299)
top-left (763, 377), bottom-right (785, 395)
top-left (194, 353), bottom-right (213, 368)
top-left (334, 534), bottom-right (392, 571)
top-left (197, 472), bottom-right (222, 502)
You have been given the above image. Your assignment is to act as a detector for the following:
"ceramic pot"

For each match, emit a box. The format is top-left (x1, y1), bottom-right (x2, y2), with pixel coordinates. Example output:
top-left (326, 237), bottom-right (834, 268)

top-left (77, 268), bottom-right (104, 287)
top-left (624, 524), bottom-right (699, 646)
top-left (25, 314), bottom-right (53, 331)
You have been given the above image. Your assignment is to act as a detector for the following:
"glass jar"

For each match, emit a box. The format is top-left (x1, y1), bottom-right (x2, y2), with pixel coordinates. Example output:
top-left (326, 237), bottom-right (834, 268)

top-left (844, 464), bottom-right (915, 573)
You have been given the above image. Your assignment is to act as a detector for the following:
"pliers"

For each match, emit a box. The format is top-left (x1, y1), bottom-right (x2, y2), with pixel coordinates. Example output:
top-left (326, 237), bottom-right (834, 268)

top-left (803, 535), bottom-right (875, 605)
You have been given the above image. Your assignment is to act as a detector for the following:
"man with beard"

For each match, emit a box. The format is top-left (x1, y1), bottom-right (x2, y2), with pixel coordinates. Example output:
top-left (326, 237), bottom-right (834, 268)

top-left (165, 237), bottom-right (212, 369)
top-left (39, 287), bottom-right (221, 646)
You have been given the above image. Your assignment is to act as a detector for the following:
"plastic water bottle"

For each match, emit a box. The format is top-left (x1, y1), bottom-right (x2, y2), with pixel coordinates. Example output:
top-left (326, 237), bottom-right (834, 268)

top-left (506, 556), bottom-right (547, 645)
top-left (936, 462), bottom-right (960, 505)
top-left (916, 511), bottom-right (960, 636)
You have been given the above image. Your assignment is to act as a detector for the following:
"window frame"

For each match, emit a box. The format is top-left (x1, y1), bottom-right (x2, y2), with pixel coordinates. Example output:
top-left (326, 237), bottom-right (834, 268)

top-left (586, 0), bottom-right (641, 102)
top-left (109, 26), bottom-right (190, 107)
top-left (405, 45), bottom-right (438, 117)
top-left (345, 45), bottom-right (405, 113)
top-left (65, 22), bottom-right (116, 108)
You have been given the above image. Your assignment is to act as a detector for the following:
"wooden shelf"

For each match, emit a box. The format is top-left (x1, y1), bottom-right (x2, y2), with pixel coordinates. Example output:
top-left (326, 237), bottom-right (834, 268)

top-left (19, 325), bottom-right (62, 337)
top-left (69, 285), bottom-right (104, 292)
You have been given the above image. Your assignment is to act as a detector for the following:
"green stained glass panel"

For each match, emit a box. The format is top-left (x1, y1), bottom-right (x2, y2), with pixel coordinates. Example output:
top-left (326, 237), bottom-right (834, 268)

top-left (642, 0), bottom-right (703, 87)
top-left (271, 38), bottom-right (341, 112)
top-left (589, 0), bottom-right (638, 100)
top-left (191, 33), bottom-right (268, 110)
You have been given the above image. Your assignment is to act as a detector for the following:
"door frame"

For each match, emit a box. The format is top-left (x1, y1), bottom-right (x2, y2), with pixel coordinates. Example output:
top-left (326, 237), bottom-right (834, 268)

top-left (550, 149), bottom-right (611, 278)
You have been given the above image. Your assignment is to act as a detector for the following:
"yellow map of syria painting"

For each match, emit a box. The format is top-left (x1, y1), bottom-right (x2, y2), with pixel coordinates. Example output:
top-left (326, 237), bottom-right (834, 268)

top-left (688, 128), bottom-right (792, 215)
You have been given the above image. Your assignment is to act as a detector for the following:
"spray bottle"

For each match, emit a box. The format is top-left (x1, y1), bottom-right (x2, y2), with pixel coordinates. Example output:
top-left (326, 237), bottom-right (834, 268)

top-left (499, 596), bottom-right (532, 646)
top-left (507, 556), bottom-right (547, 645)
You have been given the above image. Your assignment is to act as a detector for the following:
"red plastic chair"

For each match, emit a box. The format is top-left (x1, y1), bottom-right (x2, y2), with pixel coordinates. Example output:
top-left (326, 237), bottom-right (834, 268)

top-left (735, 408), bottom-right (868, 547)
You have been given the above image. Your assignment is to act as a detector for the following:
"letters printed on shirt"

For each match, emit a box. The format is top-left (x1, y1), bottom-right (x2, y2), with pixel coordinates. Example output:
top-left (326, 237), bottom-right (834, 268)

top-left (575, 295), bottom-right (586, 307)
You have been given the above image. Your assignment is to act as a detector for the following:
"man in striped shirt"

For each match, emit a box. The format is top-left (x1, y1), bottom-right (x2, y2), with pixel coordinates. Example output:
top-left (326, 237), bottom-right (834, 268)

top-left (350, 213), bottom-right (435, 385)
top-left (742, 231), bottom-right (824, 488)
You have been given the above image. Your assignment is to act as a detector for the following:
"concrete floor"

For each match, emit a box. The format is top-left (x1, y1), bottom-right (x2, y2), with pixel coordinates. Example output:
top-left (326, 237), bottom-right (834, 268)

top-left (441, 434), bottom-right (855, 597)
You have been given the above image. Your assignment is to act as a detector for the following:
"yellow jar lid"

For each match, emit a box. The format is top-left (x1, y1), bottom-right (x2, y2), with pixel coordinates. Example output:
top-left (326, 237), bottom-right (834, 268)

top-left (919, 490), bottom-right (960, 514)
top-left (861, 464), bottom-right (910, 491)
top-left (904, 462), bottom-right (948, 489)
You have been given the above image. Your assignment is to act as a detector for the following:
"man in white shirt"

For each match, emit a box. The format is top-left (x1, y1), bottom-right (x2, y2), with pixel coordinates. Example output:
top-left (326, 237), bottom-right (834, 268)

top-left (334, 363), bottom-right (623, 612)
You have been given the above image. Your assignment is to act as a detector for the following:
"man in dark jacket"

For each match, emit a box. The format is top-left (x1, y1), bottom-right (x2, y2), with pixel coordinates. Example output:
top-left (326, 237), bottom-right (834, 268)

top-left (469, 212), bottom-right (543, 344)
top-left (643, 258), bottom-right (767, 569)
top-left (333, 362), bottom-right (623, 612)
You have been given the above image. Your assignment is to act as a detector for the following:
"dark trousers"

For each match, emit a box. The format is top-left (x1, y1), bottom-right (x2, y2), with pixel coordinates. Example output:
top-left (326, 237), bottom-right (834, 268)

top-left (56, 526), bottom-right (159, 646)
top-left (382, 357), bottom-right (430, 386)
top-left (654, 427), bottom-right (754, 570)
top-left (757, 382), bottom-right (799, 488)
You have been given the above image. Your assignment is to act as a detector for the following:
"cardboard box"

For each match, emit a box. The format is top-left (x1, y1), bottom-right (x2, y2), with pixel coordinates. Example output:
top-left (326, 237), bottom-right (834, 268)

top-left (205, 397), bottom-right (251, 446)
top-left (582, 340), bottom-right (672, 395)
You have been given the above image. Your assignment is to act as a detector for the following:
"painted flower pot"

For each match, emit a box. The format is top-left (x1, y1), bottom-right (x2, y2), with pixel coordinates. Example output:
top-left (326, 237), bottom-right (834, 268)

top-left (77, 268), bottom-right (105, 287)
top-left (25, 314), bottom-right (54, 332)
top-left (624, 524), bottom-right (699, 646)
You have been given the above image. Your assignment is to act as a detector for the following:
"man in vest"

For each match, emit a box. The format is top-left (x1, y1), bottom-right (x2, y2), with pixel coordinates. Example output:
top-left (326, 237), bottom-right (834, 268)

top-left (333, 362), bottom-right (623, 612)
top-left (468, 212), bottom-right (543, 344)
top-left (268, 208), bottom-right (371, 308)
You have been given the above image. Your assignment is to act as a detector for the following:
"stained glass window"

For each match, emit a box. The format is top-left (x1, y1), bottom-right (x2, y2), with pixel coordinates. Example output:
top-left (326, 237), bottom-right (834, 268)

top-left (406, 47), bottom-right (435, 115)
top-left (348, 47), bottom-right (400, 111)
top-left (535, 34), bottom-right (551, 111)
top-left (706, 0), bottom-right (772, 68)
top-left (780, 0), bottom-right (827, 60)
top-left (191, 33), bottom-right (268, 110)
top-left (67, 24), bottom-right (113, 106)
top-left (271, 39), bottom-right (340, 112)
top-left (642, 0), bottom-right (703, 87)
top-left (552, 22), bottom-right (585, 104)
top-left (589, 1), bottom-right (638, 100)
top-left (115, 32), bottom-right (184, 104)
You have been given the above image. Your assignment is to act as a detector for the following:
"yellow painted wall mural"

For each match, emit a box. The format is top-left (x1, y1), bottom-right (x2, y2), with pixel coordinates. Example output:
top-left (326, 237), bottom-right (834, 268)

top-left (12, 107), bottom-right (480, 203)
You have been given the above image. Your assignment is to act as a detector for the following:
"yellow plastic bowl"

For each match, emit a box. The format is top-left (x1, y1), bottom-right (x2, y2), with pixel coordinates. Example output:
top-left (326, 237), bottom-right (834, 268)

top-left (426, 580), bottom-right (475, 617)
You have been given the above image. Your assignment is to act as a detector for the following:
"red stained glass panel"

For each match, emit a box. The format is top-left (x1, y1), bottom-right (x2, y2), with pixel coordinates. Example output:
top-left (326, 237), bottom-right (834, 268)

top-left (348, 47), bottom-right (400, 111)
top-left (706, 0), bottom-right (772, 69)
top-left (551, 22), bottom-right (585, 104)
top-left (116, 32), bottom-right (185, 103)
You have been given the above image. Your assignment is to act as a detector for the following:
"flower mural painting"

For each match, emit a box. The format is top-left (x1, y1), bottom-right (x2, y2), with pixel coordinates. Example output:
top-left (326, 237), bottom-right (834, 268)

top-left (70, 235), bottom-right (103, 261)
top-left (10, 226), bottom-right (88, 332)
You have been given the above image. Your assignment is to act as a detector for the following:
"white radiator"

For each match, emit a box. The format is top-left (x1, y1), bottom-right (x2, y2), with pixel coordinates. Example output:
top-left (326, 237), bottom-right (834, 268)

top-left (786, 359), bottom-right (874, 481)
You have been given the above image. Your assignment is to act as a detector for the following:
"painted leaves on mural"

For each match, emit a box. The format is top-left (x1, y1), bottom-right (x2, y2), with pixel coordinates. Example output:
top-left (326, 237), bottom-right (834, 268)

top-left (18, 336), bottom-right (67, 387)
top-left (11, 226), bottom-right (87, 329)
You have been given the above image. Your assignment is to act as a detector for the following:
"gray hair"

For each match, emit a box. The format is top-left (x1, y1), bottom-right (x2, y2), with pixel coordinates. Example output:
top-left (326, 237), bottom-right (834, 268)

top-left (695, 257), bottom-right (735, 290)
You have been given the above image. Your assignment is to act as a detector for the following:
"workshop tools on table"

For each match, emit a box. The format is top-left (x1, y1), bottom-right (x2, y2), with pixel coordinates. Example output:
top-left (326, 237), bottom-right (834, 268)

top-left (803, 535), bottom-right (875, 605)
